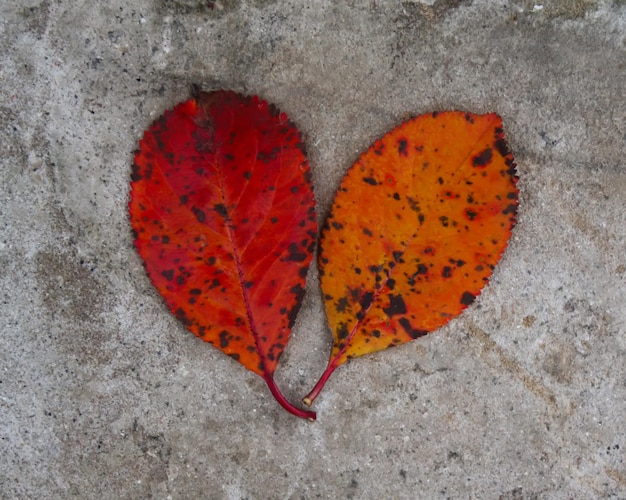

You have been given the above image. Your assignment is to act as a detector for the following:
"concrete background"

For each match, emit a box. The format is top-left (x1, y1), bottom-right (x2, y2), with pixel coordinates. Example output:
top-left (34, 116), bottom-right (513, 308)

top-left (1, 0), bottom-right (625, 498)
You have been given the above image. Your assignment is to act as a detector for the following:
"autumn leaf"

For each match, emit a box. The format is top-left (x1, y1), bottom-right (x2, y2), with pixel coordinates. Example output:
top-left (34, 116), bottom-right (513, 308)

top-left (129, 89), bottom-right (317, 420)
top-left (303, 111), bottom-right (518, 406)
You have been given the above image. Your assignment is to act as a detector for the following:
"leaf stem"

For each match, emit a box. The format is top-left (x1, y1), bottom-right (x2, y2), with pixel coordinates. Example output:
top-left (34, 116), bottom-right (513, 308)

top-left (264, 376), bottom-right (316, 421)
top-left (302, 361), bottom-right (338, 407)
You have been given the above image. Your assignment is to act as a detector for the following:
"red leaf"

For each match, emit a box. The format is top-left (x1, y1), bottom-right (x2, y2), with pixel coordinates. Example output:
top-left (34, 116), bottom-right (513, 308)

top-left (303, 111), bottom-right (518, 406)
top-left (129, 89), bottom-right (317, 419)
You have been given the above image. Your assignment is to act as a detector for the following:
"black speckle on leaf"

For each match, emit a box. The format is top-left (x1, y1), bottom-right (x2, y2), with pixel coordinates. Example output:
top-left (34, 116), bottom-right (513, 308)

top-left (285, 242), bottom-right (308, 262)
top-left (336, 296), bottom-right (349, 313)
top-left (214, 203), bottom-right (228, 219)
top-left (399, 317), bottom-right (427, 339)
top-left (192, 207), bottom-right (206, 223)
top-left (338, 322), bottom-right (349, 340)
top-left (502, 204), bottom-right (517, 215)
top-left (383, 294), bottom-right (407, 317)
top-left (363, 177), bottom-right (377, 186)
top-left (494, 138), bottom-right (510, 157)
top-left (398, 138), bottom-right (408, 157)
top-left (472, 148), bottom-right (493, 167)
top-left (131, 163), bottom-right (142, 182)
top-left (359, 291), bottom-right (374, 311)
top-left (460, 291), bottom-right (476, 306)
top-left (465, 209), bottom-right (478, 221)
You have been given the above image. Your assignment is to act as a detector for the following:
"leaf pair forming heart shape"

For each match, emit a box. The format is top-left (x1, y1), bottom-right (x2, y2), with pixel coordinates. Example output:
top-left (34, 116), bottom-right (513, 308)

top-left (129, 89), bottom-right (518, 420)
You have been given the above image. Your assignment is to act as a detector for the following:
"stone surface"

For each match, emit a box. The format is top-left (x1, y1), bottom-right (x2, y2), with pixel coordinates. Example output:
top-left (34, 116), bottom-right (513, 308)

top-left (1, 0), bottom-right (625, 498)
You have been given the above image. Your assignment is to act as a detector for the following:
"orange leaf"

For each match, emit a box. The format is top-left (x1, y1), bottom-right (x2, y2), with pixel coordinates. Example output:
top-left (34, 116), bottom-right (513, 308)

top-left (304, 111), bottom-right (518, 406)
top-left (129, 89), bottom-right (317, 419)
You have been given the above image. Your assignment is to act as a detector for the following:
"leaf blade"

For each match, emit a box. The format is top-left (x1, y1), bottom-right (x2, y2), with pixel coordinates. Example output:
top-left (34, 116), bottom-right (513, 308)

top-left (305, 111), bottom-right (518, 405)
top-left (129, 90), bottom-right (317, 419)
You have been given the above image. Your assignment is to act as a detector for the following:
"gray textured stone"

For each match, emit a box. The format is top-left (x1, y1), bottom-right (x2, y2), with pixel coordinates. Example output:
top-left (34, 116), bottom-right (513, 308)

top-left (1, 0), bottom-right (625, 497)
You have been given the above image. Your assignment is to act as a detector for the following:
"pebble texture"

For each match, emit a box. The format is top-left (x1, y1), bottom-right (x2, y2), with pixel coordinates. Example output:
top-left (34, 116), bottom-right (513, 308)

top-left (1, 0), bottom-right (625, 498)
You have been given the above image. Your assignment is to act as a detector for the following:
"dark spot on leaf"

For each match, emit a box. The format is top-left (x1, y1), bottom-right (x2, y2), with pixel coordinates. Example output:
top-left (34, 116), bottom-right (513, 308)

top-left (384, 294), bottom-right (407, 317)
top-left (131, 163), bottom-right (142, 181)
top-left (359, 291), bottom-right (374, 311)
top-left (465, 209), bottom-right (478, 221)
top-left (336, 297), bottom-right (349, 313)
top-left (399, 317), bottom-right (427, 339)
top-left (219, 330), bottom-right (232, 348)
top-left (398, 138), bottom-right (408, 157)
top-left (439, 216), bottom-right (449, 227)
top-left (290, 283), bottom-right (305, 299)
top-left (363, 177), bottom-right (377, 185)
top-left (192, 207), bottom-right (206, 223)
top-left (472, 148), bottom-right (493, 167)
top-left (332, 221), bottom-right (344, 230)
top-left (161, 269), bottom-right (174, 281)
top-left (372, 329), bottom-right (381, 338)
top-left (442, 266), bottom-right (452, 278)
top-left (363, 227), bottom-right (372, 237)
top-left (229, 353), bottom-right (240, 362)
top-left (243, 171), bottom-right (251, 179)
top-left (369, 264), bottom-right (383, 274)
top-left (214, 203), bottom-right (228, 218)
top-left (287, 295), bottom-right (302, 328)
top-left (393, 192), bottom-right (400, 200)
top-left (285, 242), bottom-right (307, 262)
top-left (416, 264), bottom-right (428, 275)
top-left (354, 267), bottom-right (361, 274)
top-left (338, 322), bottom-right (349, 340)
top-left (190, 288), bottom-right (201, 295)
top-left (393, 251), bottom-right (404, 263)
top-left (502, 204), bottom-right (517, 215)
top-left (460, 291), bottom-right (476, 306)
top-left (494, 138), bottom-right (510, 157)
top-left (506, 161), bottom-right (517, 177)
top-left (175, 308), bottom-right (192, 326)
top-left (387, 278), bottom-right (396, 290)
